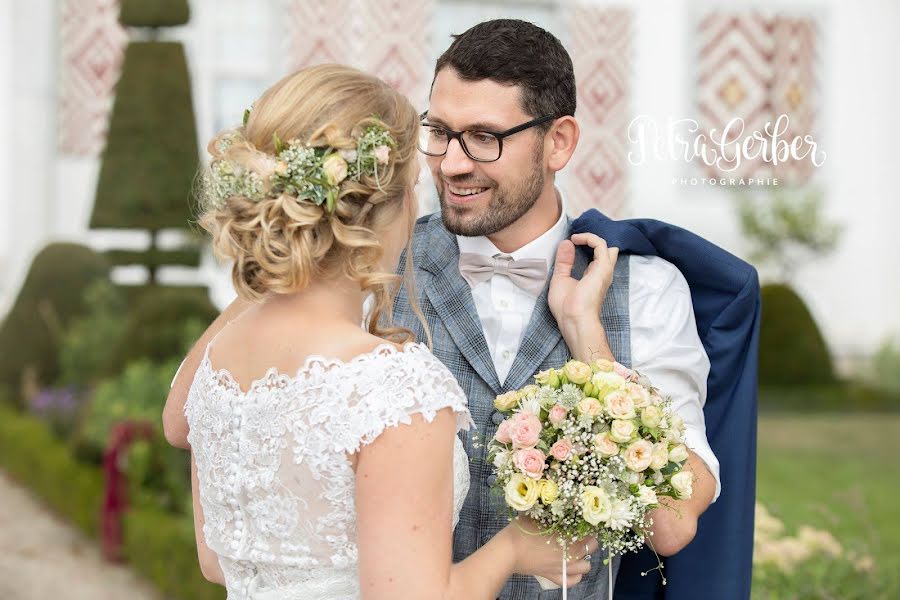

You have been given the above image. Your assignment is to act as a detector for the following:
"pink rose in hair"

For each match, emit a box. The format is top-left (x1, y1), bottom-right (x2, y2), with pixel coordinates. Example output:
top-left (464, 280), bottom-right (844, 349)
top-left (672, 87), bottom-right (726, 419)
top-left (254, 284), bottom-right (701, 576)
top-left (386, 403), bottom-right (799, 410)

top-left (514, 448), bottom-right (548, 479)
top-left (550, 438), bottom-right (574, 462)
top-left (374, 145), bottom-right (391, 164)
top-left (510, 412), bottom-right (542, 448)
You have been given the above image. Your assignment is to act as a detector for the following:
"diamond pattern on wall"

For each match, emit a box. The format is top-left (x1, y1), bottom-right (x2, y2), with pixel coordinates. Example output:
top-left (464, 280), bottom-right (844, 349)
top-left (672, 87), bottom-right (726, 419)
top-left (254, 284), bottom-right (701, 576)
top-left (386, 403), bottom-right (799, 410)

top-left (567, 5), bottom-right (631, 217)
top-left (58, 0), bottom-right (128, 156)
top-left (697, 11), bottom-right (819, 184)
top-left (285, 0), bottom-right (354, 70)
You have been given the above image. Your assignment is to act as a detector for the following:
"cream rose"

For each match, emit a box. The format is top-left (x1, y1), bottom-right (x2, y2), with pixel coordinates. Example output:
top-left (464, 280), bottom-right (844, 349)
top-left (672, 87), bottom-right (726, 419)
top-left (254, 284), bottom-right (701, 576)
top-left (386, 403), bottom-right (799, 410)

top-left (581, 486), bottom-right (612, 526)
top-left (650, 442), bottom-right (669, 470)
top-left (539, 479), bottom-right (560, 504)
top-left (592, 432), bottom-right (620, 457)
top-left (322, 154), bottom-right (349, 185)
top-left (562, 360), bottom-right (593, 385)
top-left (505, 474), bottom-right (539, 511)
top-left (494, 391), bottom-right (520, 412)
top-left (637, 485), bottom-right (658, 506)
top-left (671, 471), bottom-right (694, 499)
top-left (610, 419), bottom-right (637, 443)
top-left (640, 405), bottom-right (663, 429)
top-left (535, 368), bottom-right (560, 388)
top-left (577, 397), bottom-right (603, 418)
top-left (593, 358), bottom-right (615, 372)
top-left (605, 391), bottom-right (636, 420)
top-left (623, 439), bottom-right (654, 472)
top-left (592, 370), bottom-right (627, 397)
top-left (519, 384), bottom-right (540, 399)
top-left (668, 444), bottom-right (690, 464)
top-left (624, 382), bottom-right (652, 408)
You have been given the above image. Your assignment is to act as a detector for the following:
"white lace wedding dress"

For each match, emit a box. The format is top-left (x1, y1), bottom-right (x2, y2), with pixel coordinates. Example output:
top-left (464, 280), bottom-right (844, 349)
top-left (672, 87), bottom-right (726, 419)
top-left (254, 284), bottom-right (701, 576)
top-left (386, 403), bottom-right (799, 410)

top-left (184, 341), bottom-right (473, 600)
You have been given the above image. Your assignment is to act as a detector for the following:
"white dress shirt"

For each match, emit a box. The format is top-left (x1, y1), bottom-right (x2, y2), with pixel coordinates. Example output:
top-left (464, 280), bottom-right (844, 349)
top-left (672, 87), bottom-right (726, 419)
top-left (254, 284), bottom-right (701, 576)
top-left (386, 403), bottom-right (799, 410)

top-left (457, 199), bottom-right (722, 501)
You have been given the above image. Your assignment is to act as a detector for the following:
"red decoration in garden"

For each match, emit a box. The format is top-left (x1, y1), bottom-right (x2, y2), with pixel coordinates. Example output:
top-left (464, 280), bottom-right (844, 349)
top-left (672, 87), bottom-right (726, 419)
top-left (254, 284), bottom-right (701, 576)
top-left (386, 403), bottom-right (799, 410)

top-left (101, 420), bottom-right (155, 562)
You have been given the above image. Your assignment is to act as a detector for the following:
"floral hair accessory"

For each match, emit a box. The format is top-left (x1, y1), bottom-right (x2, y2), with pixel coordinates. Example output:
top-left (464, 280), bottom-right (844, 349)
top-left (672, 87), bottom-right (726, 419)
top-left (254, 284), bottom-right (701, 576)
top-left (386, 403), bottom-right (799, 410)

top-left (208, 117), bottom-right (397, 214)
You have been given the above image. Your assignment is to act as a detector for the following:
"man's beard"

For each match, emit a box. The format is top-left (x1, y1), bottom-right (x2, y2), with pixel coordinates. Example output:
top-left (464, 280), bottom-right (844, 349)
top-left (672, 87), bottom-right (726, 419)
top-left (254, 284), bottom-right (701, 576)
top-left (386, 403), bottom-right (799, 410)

top-left (437, 153), bottom-right (545, 238)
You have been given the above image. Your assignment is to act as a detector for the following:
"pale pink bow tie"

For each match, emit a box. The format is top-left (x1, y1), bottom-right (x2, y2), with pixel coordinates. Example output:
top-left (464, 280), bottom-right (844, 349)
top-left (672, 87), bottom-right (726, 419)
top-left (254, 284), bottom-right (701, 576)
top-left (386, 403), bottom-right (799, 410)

top-left (458, 252), bottom-right (548, 296)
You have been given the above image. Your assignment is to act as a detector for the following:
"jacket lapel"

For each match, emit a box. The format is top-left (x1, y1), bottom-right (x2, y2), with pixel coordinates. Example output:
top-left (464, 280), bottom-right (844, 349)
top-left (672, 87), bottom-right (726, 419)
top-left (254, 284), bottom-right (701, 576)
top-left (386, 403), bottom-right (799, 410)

top-left (419, 216), bottom-right (502, 394)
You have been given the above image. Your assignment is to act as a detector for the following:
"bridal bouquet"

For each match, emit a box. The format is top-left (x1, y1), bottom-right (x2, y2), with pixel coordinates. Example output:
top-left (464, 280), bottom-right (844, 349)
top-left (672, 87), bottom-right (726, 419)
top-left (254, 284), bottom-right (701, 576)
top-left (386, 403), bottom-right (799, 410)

top-left (487, 359), bottom-right (693, 595)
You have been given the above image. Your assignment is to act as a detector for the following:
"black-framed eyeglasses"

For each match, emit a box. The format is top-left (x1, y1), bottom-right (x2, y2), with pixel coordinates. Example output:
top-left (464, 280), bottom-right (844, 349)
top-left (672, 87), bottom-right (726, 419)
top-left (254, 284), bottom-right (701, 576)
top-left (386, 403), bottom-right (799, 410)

top-left (417, 113), bottom-right (559, 162)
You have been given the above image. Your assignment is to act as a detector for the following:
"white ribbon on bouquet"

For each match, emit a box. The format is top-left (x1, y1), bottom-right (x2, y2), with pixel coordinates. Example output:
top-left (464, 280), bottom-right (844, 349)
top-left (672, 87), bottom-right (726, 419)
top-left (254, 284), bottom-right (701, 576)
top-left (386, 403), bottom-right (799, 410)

top-left (534, 545), bottom-right (613, 600)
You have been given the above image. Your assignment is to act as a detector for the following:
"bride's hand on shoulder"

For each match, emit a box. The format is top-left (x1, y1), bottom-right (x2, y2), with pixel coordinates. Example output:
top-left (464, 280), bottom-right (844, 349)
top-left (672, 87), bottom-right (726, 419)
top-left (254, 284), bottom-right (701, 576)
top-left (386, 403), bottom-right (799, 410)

top-left (499, 516), bottom-right (599, 587)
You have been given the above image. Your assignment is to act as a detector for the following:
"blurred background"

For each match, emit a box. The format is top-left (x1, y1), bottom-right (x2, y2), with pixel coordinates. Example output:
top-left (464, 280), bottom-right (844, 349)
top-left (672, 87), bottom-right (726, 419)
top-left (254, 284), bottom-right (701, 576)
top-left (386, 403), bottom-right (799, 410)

top-left (0, 0), bottom-right (897, 598)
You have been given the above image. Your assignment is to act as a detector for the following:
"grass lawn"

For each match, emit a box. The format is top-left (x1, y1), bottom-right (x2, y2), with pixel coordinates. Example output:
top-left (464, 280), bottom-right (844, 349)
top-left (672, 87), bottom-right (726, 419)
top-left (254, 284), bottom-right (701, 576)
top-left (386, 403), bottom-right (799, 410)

top-left (755, 412), bottom-right (900, 594)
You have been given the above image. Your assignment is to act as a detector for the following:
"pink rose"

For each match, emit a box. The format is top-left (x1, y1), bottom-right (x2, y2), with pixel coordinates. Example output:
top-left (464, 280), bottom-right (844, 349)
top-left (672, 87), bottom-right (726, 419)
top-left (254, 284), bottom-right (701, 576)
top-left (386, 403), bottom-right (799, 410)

top-left (495, 419), bottom-right (513, 444)
top-left (548, 405), bottom-right (569, 426)
top-left (514, 448), bottom-right (548, 479)
top-left (550, 438), bottom-right (574, 462)
top-left (374, 145), bottom-right (391, 164)
top-left (510, 412), bottom-right (542, 448)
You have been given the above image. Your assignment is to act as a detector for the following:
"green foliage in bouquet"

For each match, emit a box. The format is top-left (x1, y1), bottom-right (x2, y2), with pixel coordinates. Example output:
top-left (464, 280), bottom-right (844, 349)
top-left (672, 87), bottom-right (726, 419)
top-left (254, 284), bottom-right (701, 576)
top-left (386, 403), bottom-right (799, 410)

top-left (0, 243), bottom-right (109, 402)
top-left (91, 37), bottom-right (200, 282)
top-left (759, 284), bottom-right (835, 386)
top-left (119, 0), bottom-right (189, 27)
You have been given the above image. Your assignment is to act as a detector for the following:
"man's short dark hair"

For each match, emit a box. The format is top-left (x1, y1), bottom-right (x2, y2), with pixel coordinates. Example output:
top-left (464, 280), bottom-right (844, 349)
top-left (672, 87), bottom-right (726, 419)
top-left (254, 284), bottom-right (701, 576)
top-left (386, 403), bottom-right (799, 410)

top-left (433, 19), bottom-right (576, 122)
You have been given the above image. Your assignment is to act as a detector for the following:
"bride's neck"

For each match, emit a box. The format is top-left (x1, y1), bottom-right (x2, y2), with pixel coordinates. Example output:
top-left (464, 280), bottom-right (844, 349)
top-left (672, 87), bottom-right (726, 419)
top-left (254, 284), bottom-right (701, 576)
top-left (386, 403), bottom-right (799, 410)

top-left (266, 278), bottom-right (365, 327)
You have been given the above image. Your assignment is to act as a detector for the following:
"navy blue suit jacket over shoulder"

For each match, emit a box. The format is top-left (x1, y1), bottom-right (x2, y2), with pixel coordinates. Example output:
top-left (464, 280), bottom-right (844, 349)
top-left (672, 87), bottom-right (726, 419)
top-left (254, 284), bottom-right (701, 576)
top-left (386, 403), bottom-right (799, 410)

top-left (571, 209), bottom-right (760, 600)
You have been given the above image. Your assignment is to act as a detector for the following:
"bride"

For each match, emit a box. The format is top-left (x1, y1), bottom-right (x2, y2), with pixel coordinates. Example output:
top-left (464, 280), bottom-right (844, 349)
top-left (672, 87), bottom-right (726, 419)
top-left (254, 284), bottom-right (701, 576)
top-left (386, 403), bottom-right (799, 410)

top-left (164, 64), bottom-right (597, 599)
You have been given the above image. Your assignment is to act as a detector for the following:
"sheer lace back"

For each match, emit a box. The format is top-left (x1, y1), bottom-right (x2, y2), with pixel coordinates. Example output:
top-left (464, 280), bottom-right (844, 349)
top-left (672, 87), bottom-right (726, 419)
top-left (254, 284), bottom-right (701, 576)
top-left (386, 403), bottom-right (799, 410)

top-left (184, 341), bottom-right (472, 599)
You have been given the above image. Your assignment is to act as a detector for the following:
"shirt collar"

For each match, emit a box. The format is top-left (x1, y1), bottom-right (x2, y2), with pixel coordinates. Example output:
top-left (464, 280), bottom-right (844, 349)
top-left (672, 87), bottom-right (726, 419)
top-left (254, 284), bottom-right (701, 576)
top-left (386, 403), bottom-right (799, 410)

top-left (456, 191), bottom-right (569, 269)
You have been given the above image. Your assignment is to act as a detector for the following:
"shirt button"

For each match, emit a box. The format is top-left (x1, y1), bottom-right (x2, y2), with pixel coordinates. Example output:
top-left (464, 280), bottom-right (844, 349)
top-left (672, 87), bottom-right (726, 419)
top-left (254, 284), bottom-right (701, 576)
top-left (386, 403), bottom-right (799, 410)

top-left (499, 299), bottom-right (510, 309)
top-left (491, 411), bottom-right (504, 425)
top-left (502, 350), bottom-right (512, 360)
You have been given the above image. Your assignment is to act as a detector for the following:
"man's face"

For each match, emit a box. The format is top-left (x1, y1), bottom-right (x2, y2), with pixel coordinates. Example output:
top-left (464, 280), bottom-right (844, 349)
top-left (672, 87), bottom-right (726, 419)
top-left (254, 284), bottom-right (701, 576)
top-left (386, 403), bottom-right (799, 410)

top-left (425, 68), bottom-right (546, 237)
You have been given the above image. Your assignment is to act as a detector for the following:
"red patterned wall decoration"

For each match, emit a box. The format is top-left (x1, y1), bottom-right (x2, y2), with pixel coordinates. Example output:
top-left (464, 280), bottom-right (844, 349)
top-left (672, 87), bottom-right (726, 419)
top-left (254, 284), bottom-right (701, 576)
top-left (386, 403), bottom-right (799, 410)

top-left (58, 0), bottom-right (128, 157)
top-left (697, 11), bottom-right (818, 184)
top-left (566, 5), bottom-right (632, 218)
top-left (286, 0), bottom-right (355, 70)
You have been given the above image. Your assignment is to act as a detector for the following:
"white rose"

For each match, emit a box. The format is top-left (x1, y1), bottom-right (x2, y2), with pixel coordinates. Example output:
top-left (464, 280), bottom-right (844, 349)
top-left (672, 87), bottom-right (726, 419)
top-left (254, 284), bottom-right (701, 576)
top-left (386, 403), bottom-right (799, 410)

top-left (637, 485), bottom-right (658, 506)
top-left (610, 419), bottom-right (637, 443)
top-left (605, 391), bottom-right (636, 420)
top-left (668, 444), bottom-right (690, 464)
top-left (505, 473), bottom-right (539, 511)
top-left (640, 405), bottom-right (663, 429)
top-left (650, 442), bottom-right (669, 470)
top-left (622, 470), bottom-right (644, 485)
top-left (592, 370), bottom-right (627, 396)
top-left (577, 397), bottom-right (603, 418)
top-left (580, 486), bottom-right (612, 526)
top-left (624, 382), bottom-right (652, 408)
top-left (670, 471), bottom-right (694, 499)
top-left (652, 470), bottom-right (665, 485)
top-left (622, 440), bottom-right (654, 472)
top-left (493, 449), bottom-right (510, 469)
top-left (592, 432), bottom-right (620, 457)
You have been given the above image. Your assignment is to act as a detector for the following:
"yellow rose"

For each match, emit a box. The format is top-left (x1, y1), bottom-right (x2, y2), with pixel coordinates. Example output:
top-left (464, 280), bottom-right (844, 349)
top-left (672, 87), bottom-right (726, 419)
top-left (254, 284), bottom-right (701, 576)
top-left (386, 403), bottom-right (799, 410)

top-left (494, 391), bottom-right (520, 412)
top-left (563, 360), bottom-right (592, 385)
top-left (591, 370), bottom-right (627, 397)
top-left (577, 397), bottom-right (603, 418)
top-left (505, 473), bottom-right (540, 511)
top-left (581, 486), bottom-right (612, 525)
top-left (322, 154), bottom-right (349, 185)
top-left (640, 405), bottom-right (663, 428)
top-left (519, 384), bottom-right (540, 399)
top-left (538, 479), bottom-right (560, 504)
top-left (535, 368), bottom-right (560, 389)
top-left (593, 358), bottom-right (615, 372)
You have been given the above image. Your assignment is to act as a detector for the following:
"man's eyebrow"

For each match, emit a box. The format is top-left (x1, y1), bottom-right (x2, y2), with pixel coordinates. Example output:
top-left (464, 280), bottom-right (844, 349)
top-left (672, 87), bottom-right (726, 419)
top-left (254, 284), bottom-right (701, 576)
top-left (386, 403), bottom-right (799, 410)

top-left (423, 114), bottom-right (508, 132)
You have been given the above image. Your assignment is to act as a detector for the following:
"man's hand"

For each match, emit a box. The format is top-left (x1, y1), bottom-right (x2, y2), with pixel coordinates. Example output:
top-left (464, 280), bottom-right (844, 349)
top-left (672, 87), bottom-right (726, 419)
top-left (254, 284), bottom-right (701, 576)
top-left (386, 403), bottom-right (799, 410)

top-left (548, 233), bottom-right (619, 363)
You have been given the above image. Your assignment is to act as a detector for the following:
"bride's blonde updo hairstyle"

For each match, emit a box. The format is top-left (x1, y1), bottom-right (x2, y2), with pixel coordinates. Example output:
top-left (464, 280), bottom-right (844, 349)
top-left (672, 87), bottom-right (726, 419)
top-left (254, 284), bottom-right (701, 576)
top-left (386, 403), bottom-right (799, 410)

top-left (199, 64), bottom-right (427, 345)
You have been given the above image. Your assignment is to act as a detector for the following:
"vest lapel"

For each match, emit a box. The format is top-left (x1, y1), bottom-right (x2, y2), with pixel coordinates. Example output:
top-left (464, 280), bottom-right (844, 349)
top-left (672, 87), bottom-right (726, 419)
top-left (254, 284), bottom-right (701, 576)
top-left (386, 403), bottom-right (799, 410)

top-left (419, 216), bottom-right (502, 394)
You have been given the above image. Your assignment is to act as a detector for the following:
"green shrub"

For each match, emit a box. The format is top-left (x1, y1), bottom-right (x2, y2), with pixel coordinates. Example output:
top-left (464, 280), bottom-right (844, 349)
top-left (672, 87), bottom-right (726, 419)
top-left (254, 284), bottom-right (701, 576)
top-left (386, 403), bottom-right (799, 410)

top-left (126, 437), bottom-right (192, 516)
top-left (124, 506), bottom-right (225, 600)
top-left (759, 284), bottom-right (835, 386)
top-left (0, 243), bottom-right (109, 402)
top-left (58, 280), bottom-right (129, 387)
top-left (120, 286), bottom-right (216, 365)
top-left (119, 0), bottom-right (190, 27)
top-left (759, 383), bottom-right (900, 412)
top-left (870, 338), bottom-right (900, 396)
top-left (0, 406), bottom-right (104, 535)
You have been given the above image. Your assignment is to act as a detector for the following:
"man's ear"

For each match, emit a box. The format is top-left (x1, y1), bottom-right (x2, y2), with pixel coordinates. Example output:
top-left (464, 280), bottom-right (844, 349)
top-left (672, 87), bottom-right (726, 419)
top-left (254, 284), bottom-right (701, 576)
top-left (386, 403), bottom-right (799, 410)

top-left (546, 116), bottom-right (579, 173)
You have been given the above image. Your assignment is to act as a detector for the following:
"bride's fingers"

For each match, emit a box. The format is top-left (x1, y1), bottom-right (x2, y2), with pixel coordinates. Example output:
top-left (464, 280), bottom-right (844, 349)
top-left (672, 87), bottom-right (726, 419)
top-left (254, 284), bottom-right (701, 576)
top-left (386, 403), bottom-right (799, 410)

top-left (565, 559), bottom-right (593, 576)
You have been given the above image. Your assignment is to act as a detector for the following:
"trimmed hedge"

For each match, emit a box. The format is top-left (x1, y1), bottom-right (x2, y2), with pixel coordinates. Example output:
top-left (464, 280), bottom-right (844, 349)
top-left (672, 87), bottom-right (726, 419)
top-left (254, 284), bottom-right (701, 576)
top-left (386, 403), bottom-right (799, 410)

top-left (759, 284), bottom-right (836, 386)
top-left (0, 243), bottom-right (109, 403)
top-left (759, 382), bottom-right (900, 413)
top-left (119, 0), bottom-right (190, 27)
top-left (0, 406), bottom-right (104, 535)
top-left (124, 505), bottom-right (225, 600)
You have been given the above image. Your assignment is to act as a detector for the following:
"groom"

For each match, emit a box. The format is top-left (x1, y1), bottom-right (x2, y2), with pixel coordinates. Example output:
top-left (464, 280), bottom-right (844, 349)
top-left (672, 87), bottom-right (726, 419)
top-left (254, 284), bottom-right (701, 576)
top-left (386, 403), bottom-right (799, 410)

top-left (393, 19), bottom-right (720, 599)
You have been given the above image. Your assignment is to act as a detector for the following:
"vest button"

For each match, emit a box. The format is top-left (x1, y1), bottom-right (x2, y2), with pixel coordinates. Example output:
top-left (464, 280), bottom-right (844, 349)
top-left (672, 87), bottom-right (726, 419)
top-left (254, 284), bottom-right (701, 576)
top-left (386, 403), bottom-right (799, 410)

top-left (486, 474), bottom-right (498, 486)
top-left (491, 411), bottom-right (504, 425)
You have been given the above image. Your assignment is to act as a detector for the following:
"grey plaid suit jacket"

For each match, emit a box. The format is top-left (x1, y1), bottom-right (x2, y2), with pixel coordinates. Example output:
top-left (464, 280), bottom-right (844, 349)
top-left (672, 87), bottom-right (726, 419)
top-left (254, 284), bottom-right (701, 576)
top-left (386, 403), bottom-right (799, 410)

top-left (392, 213), bottom-right (632, 600)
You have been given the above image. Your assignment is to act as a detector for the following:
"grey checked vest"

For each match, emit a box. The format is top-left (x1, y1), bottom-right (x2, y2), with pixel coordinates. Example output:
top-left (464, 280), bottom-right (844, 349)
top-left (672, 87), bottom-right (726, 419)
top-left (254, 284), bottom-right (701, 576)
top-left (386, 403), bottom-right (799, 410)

top-left (392, 213), bottom-right (632, 600)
